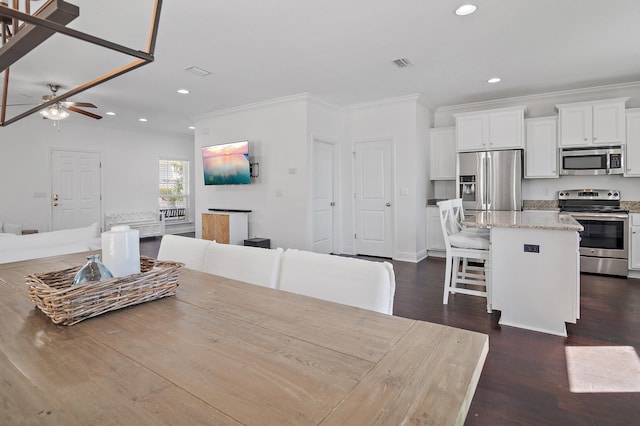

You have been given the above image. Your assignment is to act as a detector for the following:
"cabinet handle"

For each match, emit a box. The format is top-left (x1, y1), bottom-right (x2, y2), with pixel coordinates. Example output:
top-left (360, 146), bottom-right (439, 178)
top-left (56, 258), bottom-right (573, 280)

top-left (584, 138), bottom-right (588, 141)
top-left (593, 137), bottom-right (597, 141)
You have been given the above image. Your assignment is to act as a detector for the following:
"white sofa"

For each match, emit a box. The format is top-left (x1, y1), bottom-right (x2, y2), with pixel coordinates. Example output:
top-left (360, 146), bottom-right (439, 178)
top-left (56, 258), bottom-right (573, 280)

top-left (0, 221), bottom-right (22, 235)
top-left (157, 235), bottom-right (396, 314)
top-left (0, 223), bottom-right (102, 264)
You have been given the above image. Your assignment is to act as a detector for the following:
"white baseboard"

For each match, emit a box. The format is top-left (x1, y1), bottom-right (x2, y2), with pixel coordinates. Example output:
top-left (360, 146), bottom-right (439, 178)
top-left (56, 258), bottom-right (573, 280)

top-left (427, 250), bottom-right (446, 258)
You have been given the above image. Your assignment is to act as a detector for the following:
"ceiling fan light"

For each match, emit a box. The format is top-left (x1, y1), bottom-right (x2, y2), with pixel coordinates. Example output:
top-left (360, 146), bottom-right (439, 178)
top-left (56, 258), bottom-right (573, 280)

top-left (39, 103), bottom-right (69, 120)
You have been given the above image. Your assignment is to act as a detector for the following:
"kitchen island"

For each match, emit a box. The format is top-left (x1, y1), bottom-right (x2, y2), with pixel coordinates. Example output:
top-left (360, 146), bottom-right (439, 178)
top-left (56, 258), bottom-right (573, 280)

top-left (463, 211), bottom-right (583, 336)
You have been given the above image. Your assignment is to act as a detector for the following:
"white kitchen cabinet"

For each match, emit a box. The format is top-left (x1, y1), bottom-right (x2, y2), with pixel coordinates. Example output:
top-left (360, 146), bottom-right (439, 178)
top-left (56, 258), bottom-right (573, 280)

top-left (430, 127), bottom-right (456, 180)
top-left (455, 106), bottom-right (526, 152)
top-left (630, 214), bottom-right (640, 271)
top-left (427, 206), bottom-right (445, 256)
top-left (556, 98), bottom-right (628, 147)
top-left (625, 108), bottom-right (640, 177)
top-left (524, 117), bottom-right (558, 179)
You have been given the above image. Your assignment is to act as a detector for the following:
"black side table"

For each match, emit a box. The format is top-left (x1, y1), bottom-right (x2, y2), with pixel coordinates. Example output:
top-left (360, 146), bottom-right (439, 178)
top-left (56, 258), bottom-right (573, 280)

top-left (244, 238), bottom-right (270, 249)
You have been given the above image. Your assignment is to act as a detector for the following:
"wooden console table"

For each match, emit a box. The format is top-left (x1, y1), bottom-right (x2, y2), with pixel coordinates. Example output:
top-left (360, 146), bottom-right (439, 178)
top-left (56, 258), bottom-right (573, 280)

top-left (1, 252), bottom-right (488, 425)
top-left (202, 210), bottom-right (249, 244)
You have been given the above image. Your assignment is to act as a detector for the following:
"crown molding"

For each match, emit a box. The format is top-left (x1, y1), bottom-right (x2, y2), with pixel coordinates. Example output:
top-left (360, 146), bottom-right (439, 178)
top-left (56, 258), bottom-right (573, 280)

top-left (346, 93), bottom-right (435, 111)
top-left (306, 95), bottom-right (343, 111)
top-left (192, 93), bottom-right (312, 121)
top-left (436, 81), bottom-right (640, 114)
top-left (192, 92), bottom-right (437, 121)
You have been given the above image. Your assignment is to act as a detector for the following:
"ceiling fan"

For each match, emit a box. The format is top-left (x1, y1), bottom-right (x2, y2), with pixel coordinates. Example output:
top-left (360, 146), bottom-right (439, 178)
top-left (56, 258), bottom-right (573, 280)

top-left (39, 83), bottom-right (102, 121)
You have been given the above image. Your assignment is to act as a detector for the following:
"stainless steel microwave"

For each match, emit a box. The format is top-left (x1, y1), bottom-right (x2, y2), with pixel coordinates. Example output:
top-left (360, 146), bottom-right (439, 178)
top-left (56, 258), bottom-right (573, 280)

top-left (560, 146), bottom-right (624, 175)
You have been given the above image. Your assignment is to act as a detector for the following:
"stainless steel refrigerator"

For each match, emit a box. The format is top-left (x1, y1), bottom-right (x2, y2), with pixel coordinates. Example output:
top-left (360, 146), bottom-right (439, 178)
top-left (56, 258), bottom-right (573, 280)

top-left (457, 149), bottom-right (523, 212)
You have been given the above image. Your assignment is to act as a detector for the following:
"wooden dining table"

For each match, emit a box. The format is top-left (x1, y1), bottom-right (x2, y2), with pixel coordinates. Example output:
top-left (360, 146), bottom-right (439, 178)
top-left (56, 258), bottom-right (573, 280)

top-left (0, 252), bottom-right (488, 425)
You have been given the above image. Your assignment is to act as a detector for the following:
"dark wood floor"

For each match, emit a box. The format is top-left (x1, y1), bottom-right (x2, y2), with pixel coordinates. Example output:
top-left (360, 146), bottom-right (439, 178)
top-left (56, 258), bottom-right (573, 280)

top-left (141, 237), bottom-right (640, 425)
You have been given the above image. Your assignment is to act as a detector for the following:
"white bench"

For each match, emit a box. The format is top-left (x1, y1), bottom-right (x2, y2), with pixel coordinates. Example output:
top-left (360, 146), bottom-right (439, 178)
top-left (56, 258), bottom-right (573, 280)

top-left (105, 211), bottom-right (165, 238)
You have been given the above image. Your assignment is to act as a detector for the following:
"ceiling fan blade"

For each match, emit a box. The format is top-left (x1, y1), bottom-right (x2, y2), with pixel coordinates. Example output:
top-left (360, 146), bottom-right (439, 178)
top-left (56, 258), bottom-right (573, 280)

top-left (62, 101), bottom-right (97, 108)
top-left (67, 106), bottom-right (102, 120)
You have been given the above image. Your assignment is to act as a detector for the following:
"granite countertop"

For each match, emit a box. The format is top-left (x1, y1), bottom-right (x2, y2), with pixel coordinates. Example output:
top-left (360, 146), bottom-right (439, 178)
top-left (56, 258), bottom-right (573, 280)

top-left (429, 199), bottom-right (640, 213)
top-left (622, 201), bottom-right (640, 213)
top-left (462, 210), bottom-right (583, 231)
top-left (524, 200), bottom-right (640, 213)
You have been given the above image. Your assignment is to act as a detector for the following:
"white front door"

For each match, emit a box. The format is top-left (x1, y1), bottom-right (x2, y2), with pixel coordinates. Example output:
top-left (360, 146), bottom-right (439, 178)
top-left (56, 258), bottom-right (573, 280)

top-left (354, 139), bottom-right (393, 258)
top-left (312, 139), bottom-right (336, 254)
top-left (51, 149), bottom-right (102, 231)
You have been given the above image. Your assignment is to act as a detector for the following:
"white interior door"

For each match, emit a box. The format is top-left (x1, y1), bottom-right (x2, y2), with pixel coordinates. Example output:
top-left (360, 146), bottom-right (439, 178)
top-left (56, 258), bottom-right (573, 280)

top-left (312, 139), bottom-right (336, 254)
top-left (51, 150), bottom-right (102, 231)
top-left (354, 139), bottom-right (393, 258)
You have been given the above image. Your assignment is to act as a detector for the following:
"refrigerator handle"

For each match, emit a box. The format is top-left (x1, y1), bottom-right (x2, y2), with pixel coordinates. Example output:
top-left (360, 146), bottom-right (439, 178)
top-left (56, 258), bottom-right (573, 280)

top-left (486, 153), bottom-right (491, 208)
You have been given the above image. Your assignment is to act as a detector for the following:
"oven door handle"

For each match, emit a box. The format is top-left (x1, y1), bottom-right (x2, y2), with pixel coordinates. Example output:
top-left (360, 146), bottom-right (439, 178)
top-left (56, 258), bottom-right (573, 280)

top-left (567, 213), bottom-right (629, 221)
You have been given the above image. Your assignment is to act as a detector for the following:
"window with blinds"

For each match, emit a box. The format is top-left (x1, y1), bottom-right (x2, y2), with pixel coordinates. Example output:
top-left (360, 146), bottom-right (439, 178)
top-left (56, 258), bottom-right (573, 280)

top-left (159, 159), bottom-right (190, 222)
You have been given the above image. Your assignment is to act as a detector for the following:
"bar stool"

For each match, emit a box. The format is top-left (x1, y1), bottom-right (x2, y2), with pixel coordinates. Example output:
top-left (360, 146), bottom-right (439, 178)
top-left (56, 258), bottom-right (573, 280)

top-left (450, 198), bottom-right (490, 277)
top-left (437, 199), bottom-right (492, 313)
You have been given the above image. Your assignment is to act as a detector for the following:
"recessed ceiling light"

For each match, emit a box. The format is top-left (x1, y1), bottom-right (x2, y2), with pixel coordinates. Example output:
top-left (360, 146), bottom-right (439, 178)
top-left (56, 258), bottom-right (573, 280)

top-left (188, 126), bottom-right (196, 130)
top-left (138, 118), bottom-right (148, 122)
top-left (455, 4), bottom-right (477, 16)
top-left (487, 77), bottom-right (502, 84)
top-left (105, 111), bottom-right (116, 116)
top-left (177, 89), bottom-right (190, 94)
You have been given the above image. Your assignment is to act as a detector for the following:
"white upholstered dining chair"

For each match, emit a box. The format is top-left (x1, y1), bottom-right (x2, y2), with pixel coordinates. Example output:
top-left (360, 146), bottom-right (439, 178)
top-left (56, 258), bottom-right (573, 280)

top-left (157, 234), bottom-right (211, 271)
top-left (202, 242), bottom-right (283, 289)
top-left (437, 199), bottom-right (492, 313)
top-left (278, 249), bottom-right (396, 315)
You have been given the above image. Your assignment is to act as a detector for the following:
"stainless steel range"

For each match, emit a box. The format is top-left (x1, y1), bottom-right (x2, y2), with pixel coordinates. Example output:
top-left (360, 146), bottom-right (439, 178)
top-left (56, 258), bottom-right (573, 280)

top-left (558, 189), bottom-right (628, 277)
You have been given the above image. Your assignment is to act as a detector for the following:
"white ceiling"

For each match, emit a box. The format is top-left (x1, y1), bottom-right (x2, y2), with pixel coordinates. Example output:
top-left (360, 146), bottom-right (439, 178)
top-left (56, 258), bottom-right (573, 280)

top-left (4, 0), bottom-right (640, 135)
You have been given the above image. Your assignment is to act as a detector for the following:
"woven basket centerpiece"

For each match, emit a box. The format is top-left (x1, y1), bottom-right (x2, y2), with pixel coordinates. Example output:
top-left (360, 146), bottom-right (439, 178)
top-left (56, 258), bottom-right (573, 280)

top-left (27, 256), bottom-right (184, 325)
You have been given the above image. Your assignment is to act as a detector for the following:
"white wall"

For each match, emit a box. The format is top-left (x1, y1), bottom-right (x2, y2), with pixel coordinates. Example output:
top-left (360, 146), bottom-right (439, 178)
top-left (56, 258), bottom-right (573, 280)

top-left (345, 95), bottom-right (430, 261)
top-left (192, 93), bottom-right (430, 261)
top-left (308, 97), bottom-right (344, 252)
top-left (416, 100), bottom-right (432, 259)
top-left (193, 95), bottom-right (311, 250)
top-left (0, 118), bottom-right (193, 232)
top-left (432, 82), bottom-right (640, 201)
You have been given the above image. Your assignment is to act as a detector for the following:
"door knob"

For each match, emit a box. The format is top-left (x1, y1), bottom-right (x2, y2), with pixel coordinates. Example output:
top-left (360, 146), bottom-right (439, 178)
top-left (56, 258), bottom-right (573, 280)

top-left (386, 203), bottom-right (391, 207)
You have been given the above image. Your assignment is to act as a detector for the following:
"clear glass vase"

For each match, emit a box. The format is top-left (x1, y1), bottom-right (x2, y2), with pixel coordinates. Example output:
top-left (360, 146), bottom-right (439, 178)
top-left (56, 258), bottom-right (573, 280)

top-left (72, 254), bottom-right (114, 285)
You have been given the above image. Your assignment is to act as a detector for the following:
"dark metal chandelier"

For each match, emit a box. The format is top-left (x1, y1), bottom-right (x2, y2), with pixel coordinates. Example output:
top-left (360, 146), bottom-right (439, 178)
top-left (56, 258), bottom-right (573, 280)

top-left (0, 0), bottom-right (162, 127)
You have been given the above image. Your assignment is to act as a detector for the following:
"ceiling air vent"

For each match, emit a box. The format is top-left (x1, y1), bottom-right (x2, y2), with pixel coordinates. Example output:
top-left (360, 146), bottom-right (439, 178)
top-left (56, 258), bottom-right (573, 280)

top-left (392, 58), bottom-right (413, 68)
top-left (185, 66), bottom-right (212, 77)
